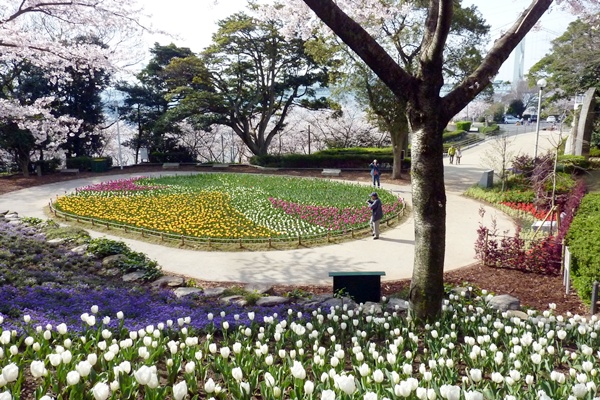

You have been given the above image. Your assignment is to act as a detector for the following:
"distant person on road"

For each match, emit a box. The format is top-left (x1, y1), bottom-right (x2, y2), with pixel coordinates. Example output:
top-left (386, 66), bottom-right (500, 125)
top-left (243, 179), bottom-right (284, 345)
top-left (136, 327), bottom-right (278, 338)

top-left (448, 145), bottom-right (456, 164)
top-left (455, 146), bottom-right (462, 165)
top-left (369, 159), bottom-right (381, 188)
top-left (367, 192), bottom-right (383, 240)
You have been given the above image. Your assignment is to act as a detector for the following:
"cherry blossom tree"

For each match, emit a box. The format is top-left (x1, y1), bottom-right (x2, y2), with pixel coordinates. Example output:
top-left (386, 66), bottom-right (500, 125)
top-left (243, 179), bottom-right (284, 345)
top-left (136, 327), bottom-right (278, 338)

top-left (0, 0), bottom-right (148, 149)
top-left (280, 0), bottom-right (600, 320)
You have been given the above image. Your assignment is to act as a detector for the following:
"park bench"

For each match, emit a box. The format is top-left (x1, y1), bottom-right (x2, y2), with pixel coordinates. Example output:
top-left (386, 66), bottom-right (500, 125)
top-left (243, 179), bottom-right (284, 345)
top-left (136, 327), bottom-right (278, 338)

top-left (328, 271), bottom-right (386, 303)
top-left (162, 163), bottom-right (180, 170)
top-left (60, 168), bottom-right (80, 175)
top-left (322, 168), bottom-right (341, 177)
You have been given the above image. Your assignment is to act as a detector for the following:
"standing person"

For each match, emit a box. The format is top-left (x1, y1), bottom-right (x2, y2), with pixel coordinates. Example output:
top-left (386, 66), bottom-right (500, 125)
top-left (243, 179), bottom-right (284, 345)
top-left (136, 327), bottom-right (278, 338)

top-left (455, 146), bottom-right (462, 165)
top-left (448, 145), bottom-right (456, 164)
top-left (367, 192), bottom-right (383, 239)
top-left (369, 159), bottom-right (381, 188)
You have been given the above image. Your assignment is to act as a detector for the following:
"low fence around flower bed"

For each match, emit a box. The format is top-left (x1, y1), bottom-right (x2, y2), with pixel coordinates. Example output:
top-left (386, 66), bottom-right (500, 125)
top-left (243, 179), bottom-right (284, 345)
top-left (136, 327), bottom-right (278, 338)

top-left (47, 199), bottom-right (406, 248)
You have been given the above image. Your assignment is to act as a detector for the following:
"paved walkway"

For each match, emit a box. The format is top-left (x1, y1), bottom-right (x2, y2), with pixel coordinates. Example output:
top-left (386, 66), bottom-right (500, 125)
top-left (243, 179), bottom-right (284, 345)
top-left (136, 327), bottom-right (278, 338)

top-left (0, 129), bottom-right (563, 285)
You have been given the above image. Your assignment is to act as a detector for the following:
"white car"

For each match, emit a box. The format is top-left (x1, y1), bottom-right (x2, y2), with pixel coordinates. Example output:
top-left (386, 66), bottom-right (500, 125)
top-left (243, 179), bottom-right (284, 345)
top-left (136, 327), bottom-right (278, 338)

top-left (503, 115), bottom-right (520, 124)
top-left (546, 116), bottom-right (557, 123)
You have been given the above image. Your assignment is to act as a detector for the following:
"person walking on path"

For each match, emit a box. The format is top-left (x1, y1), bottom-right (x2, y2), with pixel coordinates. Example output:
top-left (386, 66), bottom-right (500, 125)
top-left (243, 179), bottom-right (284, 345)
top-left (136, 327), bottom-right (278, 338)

top-left (369, 159), bottom-right (381, 188)
top-left (448, 145), bottom-right (456, 164)
top-left (455, 146), bottom-right (462, 165)
top-left (367, 191), bottom-right (383, 239)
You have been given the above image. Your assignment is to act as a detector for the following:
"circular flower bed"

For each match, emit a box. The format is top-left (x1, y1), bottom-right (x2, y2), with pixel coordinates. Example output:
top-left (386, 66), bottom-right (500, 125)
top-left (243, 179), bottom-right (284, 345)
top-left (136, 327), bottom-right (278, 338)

top-left (54, 174), bottom-right (404, 240)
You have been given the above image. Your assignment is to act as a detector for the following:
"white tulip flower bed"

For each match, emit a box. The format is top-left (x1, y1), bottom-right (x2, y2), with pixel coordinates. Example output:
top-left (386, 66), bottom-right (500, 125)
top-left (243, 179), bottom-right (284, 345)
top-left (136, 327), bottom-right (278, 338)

top-left (0, 290), bottom-right (599, 400)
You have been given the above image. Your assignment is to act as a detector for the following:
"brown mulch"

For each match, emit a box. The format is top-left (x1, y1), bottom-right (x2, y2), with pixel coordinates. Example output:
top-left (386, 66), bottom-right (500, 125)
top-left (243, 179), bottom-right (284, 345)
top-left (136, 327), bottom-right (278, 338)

top-left (0, 166), bottom-right (588, 315)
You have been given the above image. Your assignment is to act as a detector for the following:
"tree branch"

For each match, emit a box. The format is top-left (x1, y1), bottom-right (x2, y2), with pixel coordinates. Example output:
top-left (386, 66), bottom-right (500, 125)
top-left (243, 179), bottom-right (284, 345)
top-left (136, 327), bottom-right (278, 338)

top-left (301, 0), bottom-right (417, 101)
top-left (419, 0), bottom-right (454, 77)
top-left (443, 0), bottom-right (553, 119)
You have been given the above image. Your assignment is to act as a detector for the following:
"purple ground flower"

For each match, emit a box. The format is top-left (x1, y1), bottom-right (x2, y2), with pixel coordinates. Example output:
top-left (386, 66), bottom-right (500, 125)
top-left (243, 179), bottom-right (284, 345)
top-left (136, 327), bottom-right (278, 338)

top-left (0, 286), bottom-right (313, 335)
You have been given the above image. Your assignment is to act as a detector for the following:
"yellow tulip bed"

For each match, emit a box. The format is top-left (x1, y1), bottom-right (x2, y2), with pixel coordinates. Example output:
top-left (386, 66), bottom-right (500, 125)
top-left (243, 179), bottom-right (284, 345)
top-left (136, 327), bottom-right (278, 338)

top-left (54, 174), bottom-right (403, 240)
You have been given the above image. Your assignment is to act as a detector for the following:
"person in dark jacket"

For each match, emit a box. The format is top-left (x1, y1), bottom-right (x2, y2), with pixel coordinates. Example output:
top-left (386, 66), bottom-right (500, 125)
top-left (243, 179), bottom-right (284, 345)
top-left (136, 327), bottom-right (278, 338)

top-left (367, 192), bottom-right (383, 239)
top-left (369, 159), bottom-right (381, 188)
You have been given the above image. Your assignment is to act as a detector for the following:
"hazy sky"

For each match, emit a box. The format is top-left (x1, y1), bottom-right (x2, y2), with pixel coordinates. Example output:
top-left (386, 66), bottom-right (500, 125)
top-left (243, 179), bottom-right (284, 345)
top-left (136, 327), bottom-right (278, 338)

top-left (141, 0), bottom-right (576, 81)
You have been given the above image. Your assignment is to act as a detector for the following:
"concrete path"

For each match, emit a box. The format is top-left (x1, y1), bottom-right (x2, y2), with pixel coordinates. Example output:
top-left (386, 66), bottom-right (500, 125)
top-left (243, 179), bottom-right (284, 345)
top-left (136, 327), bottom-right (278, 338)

top-left (0, 128), bottom-right (563, 285)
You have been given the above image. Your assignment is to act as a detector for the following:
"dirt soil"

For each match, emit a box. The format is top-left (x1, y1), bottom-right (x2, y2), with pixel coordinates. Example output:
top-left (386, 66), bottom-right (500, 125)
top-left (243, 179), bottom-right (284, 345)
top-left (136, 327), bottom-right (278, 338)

top-left (0, 166), bottom-right (588, 316)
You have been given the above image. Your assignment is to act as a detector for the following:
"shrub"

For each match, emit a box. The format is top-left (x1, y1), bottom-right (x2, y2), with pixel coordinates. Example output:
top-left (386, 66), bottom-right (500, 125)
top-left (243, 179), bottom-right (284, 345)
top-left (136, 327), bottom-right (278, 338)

top-left (590, 147), bottom-right (600, 157)
top-left (442, 130), bottom-right (466, 142)
top-left (566, 193), bottom-right (600, 304)
top-left (149, 151), bottom-right (195, 163)
top-left (87, 238), bottom-right (162, 281)
top-left (480, 124), bottom-right (500, 135)
top-left (556, 155), bottom-right (590, 174)
top-left (31, 158), bottom-right (61, 174)
top-left (512, 154), bottom-right (535, 176)
top-left (455, 121), bottom-right (472, 132)
top-left (465, 185), bottom-right (535, 204)
top-left (249, 147), bottom-right (410, 169)
top-left (66, 156), bottom-right (93, 171)
top-left (87, 238), bottom-right (130, 258)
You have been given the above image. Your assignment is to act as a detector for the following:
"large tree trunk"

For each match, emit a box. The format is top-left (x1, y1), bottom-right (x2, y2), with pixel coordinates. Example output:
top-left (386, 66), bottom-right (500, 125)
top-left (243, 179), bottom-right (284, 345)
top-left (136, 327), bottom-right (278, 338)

top-left (408, 107), bottom-right (447, 321)
top-left (390, 125), bottom-right (408, 179)
top-left (18, 156), bottom-right (30, 177)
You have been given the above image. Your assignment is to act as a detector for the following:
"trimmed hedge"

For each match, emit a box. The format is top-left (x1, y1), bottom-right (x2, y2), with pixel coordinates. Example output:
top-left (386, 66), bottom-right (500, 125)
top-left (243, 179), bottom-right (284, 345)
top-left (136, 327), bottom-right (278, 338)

top-left (31, 158), bottom-right (61, 174)
top-left (250, 147), bottom-right (411, 169)
top-left (66, 157), bottom-right (113, 172)
top-left (567, 193), bottom-right (600, 304)
top-left (455, 121), bottom-right (472, 132)
top-left (480, 124), bottom-right (500, 135)
top-left (556, 155), bottom-right (590, 174)
top-left (442, 130), bottom-right (466, 142)
top-left (66, 156), bottom-right (93, 171)
top-left (149, 152), bottom-right (195, 163)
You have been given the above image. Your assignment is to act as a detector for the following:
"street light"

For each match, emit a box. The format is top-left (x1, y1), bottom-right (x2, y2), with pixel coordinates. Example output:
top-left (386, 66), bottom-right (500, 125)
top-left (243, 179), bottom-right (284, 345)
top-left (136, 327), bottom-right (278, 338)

top-left (533, 78), bottom-right (547, 160)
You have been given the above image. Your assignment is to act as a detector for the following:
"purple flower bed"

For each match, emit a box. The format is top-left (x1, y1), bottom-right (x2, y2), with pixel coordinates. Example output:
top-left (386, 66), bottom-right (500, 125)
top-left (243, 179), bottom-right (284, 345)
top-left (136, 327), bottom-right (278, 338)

top-left (0, 286), bottom-right (311, 335)
top-left (77, 177), bottom-right (162, 192)
top-left (269, 197), bottom-right (404, 231)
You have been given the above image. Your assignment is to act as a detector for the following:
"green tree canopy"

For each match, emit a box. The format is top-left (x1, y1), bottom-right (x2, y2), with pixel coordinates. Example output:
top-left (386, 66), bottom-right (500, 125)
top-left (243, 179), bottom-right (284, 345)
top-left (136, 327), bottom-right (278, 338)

top-left (506, 99), bottom-right (525, 117)
top-left (528, 15), bottom-right (600, 101)
top-left (163, 12), bottom-right (337, 156)
top-left (116, 43), bottom-right (195, 163)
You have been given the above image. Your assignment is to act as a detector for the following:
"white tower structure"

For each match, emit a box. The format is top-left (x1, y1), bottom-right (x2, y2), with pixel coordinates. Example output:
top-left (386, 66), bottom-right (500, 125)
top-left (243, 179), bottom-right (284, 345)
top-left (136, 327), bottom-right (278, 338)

top-left (512, 38), bottom-right (526, 90)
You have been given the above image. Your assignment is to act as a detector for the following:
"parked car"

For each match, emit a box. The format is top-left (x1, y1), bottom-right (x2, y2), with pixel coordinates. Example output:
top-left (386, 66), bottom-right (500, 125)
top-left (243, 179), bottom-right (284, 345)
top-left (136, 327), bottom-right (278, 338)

top-left (503, 115), bottom-right (520, 124)
top-left (546, 115), bottom-right (557, 123)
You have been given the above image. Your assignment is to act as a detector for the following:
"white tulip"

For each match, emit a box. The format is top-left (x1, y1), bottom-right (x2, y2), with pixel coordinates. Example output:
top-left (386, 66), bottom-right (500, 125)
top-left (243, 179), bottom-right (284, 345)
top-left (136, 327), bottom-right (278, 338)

top-left (291, 360), bottom-right (306, 379)
top-left (232, 367), bottom-right (243, 382)
top-left (30, 360), bottom-right (47, 378)
top-left (204, 378), bottom-right (216, 393)
top-left (336, 374), bottom-right (356, 395)
top-left (304, 380), bottom-right (314, 395)
top-left (66, 371), bottom-right (80, 386)
top-left (134, 365), bottom-right (152, 386)
top-left (464, 390), bottom-right (483, 400)
top-left (91, 382), bottom-right (110, 400)
top-left (173, 381), bottom-right (187, 400)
